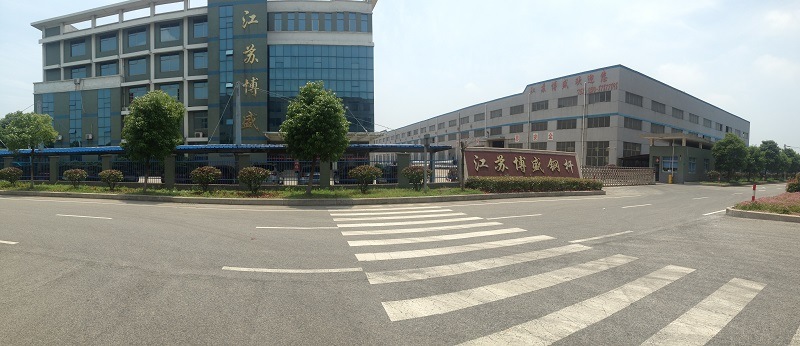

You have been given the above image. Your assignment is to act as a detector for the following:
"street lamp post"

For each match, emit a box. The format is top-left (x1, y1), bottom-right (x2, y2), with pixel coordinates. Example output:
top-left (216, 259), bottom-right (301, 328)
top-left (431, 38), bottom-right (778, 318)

top-left (581, 82), bottom-right (588, 167)
top-left (527, 88), bottom-right (532, 149)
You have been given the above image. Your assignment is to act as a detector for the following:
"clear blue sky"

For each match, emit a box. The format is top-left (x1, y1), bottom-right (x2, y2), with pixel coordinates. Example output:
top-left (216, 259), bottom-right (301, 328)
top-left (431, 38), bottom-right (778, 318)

top-left (1, 0), bottom-right (798, 148)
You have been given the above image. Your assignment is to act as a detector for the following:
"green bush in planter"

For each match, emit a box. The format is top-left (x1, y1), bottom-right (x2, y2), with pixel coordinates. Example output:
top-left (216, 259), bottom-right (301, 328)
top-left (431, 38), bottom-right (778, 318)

top-left (190, 166), bottom-right (222, 192)
top-left (465, 176), bottom-right (602, 193)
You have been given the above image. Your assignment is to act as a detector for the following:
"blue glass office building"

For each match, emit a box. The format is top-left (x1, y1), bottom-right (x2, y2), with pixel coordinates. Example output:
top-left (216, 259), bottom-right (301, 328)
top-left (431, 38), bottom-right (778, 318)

top-left (31, 0), bottom-right (377, 147)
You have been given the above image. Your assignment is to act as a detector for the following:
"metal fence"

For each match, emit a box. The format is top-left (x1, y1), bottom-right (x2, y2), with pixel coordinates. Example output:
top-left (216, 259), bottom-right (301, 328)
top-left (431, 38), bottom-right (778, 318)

top-left (581, 166), bottom-right (656, 186)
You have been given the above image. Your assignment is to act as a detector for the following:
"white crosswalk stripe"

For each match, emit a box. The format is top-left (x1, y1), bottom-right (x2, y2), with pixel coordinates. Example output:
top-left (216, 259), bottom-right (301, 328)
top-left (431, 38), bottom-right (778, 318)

top-left (382, 254), bottom-right (637, 321)
top-left (329, 206), bottom-right (443, 212)
top-left (641, 278), bottom-right (765, 346)
top-left (792, 325), bottom-right (800, 346)
top-left (355, 235), bottom-right (554, 262)
top-left (337, 217), bottom-right (484, 228)
top-left (333, 212), bottom-right (466, 222)
top-left (329, 209), bottom-right (453, 217)
top-left (340, 222), bottom-right (503, 236)
top-left (347, 228), bottom-right (528, 247)
top-left (365, 244), bottom-right (591, 284)
top-left (460, 265), bottom-right (695, 345)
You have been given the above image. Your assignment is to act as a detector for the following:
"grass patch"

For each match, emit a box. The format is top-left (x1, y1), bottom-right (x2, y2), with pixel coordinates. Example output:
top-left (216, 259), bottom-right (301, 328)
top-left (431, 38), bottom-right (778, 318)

top-left (734, 192), bottom-right (800, 215)
top-left (0, 181), bottom-right (484, 199)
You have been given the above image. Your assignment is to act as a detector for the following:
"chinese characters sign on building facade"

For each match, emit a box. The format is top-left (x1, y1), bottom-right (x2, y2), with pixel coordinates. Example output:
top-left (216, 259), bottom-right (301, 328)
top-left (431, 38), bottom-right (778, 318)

top-left (466, 148), bottom-right (581, 179)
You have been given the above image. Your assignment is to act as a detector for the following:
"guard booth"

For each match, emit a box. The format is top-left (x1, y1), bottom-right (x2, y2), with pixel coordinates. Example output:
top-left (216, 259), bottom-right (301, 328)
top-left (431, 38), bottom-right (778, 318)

top-left (644, 134), bottom-right (715, 184)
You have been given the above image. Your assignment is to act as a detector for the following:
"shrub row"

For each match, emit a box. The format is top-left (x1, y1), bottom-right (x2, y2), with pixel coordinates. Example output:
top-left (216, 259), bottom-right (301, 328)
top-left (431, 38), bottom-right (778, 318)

top-left (465, 176), bottom-right (603, 193)
top-left (788, 173), bottom-right (800, 193)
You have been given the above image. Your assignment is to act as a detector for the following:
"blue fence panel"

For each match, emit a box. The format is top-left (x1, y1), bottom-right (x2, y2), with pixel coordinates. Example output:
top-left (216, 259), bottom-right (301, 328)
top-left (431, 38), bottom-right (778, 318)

top-left (12, 157), bottom-right (50, 181)
top-left (111, 159), bottom-right (164, 184)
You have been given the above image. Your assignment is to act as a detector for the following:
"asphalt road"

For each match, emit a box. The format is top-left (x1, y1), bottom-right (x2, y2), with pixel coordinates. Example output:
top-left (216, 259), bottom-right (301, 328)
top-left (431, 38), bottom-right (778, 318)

top-left (1, 184), bottom-right (799, 345)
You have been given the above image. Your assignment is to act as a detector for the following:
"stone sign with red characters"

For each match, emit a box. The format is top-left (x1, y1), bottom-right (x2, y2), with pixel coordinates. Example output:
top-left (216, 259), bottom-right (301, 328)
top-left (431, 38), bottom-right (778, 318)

top-left (465, 148), bottom-right (582, 179)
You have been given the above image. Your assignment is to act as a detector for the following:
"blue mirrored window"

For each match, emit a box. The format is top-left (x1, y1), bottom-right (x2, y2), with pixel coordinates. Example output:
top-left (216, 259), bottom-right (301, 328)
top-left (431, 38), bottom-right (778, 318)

top-left (128, 58), bottom-right (147, 75)
top-left (160, 54), bottom-right (180, 72)
top-left (193, 51), bottom-right (207, 69)
top-left (128, 29), bottom-right (146, 47)
top-left (193, 20), bottom-right (208, 38)
top-left (99, 62), bottom-right (118, 76)
top-left (160, 24), bottom-right (180, 42)
top-left (99, 35), bottom-right (117, 52)
top-left (71, 41), bottom-right (86, 57)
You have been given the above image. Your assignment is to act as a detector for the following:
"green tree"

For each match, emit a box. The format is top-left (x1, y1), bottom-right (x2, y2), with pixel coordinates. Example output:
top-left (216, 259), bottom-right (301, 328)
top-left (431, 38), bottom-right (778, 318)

top-left (784, 147), bottom-right (800, 176)
top-left (279, 81), bottom-right (350, 195)
top-left (0, 111), bottom-right (59, 187)
top-left (711, 133), bottom-right (747, 181)
top-left (743, 146), bottom-right (764, 181)
top-left (121, 90), bottom-right (184, 191)
top-left (759, 140), bottom-right (783, 178)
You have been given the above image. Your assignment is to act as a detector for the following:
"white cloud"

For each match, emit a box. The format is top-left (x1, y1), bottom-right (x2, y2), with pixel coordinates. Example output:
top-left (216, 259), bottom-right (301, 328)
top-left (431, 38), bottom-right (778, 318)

top-left (753, 54), bottom-right (800, 80)
top-left (763, 10), bottom-right (798, 33)
top-left (655, 63), bottom-right (708, 89)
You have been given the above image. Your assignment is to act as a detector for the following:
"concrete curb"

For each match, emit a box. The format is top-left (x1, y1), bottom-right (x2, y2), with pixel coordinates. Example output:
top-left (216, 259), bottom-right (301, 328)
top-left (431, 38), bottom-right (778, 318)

top-left (0, 189), bottom-right (605, 206)
top-left (726, 207), bottom-right (800, 224)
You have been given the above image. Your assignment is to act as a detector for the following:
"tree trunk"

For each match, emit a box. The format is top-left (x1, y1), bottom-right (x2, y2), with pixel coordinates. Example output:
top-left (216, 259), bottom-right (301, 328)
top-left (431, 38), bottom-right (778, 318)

top-left (144, 160), bottom-right (150, 192)
top-left (305, 159), bottom-right (316, 196)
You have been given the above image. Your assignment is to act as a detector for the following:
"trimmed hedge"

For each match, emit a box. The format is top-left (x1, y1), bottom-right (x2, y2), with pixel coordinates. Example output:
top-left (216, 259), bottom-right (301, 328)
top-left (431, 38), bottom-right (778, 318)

top-left (788, 173), bottom-right (800, 193)
top-left (349, 165), bottom-right (383, 193)
top-left (0, 167), bottom-right (24, 185)
top-left (63, 169), bottom-right (88, 188)
top-left (401, 165), bottom-right (432, 191)
top-left (191, 166), bottom-right (222, 192)
top-left (465, 176), bottom-right (603, 193)
top-left (239, 166), bottom-right (270, 194)
top-left (99, 169), bottom-right (124, 191)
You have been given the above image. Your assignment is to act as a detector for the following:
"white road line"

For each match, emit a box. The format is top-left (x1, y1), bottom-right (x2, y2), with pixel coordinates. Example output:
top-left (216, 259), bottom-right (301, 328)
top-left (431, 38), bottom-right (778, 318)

top-left (486, 214), bottom-right (542, 220)
top-left (0, 240), bottom-right (19, 245)
top-left (444, 195), bottom-right (642, 208)
top-left (703, 210), bottom-right (726, 216)
top-left (366, 244), bottom-right (591, 284)
top-left (255, 226), bottom-right (339, 230)
top-left (732, 193), bottom-right (744, 195)
top-left (355, 235), bottom-right (554, 262)
top-left (330, 209), bottom-right (452, 217)
top-left (569, 231), bottom-right (633, 244)
top-left (337, 217), bottom-right (483, 228)
top-left (222, 266), bottom-right (363, 274)
top-left (641, 278), bottom-right (765, 346)
top-left (329, 206), bottom-right (443, 212)
top-left (57, 214), bottom-right (113, 220)
top-left (791, 324), bottom-right (800, 346)
top-left (692, 197), bottom-right (709, 200)
top-left (382, 254), bottom-right (637, 322)
top-left (341, 222), bottom-right (503, 236)
top-left (461, 265), bottom-right (694, 345)
top-left (347, 228), bottom-right (529, 247)
top-left (621, 204), bottom-right (652, 209)
top-left (333, 212), bottom-right (465, 222)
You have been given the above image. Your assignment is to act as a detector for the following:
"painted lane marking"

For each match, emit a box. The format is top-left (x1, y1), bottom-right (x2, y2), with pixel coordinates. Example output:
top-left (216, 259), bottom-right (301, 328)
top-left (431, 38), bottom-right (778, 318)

top-left (444, 195), bottom-right (642, 208)
top-left (222, 266), bottom-right (363, 274)
top-left (461, 265), bottom-right (694, 345)
top-left (621, 204), bottom-right (652, 209)
top-left (641, 278), bottom-right (765, 346)
top-left (382, 254), bottom-right (637, 322)
top-left (347, 228), bottom-right (528, 247)
top-left (337, 217), bottom-right (483, 228)
top-left (355, 235), bottom-right (554, 262)
top-left (57, 214), bottom-right (112, 220)
top-left (256, 226), bottom-right (339, 230)
top-left (703, 210), bottom-right (726, 216)
top-left (791, 324), bottom-right (800, 346)
top-left (486, 214), bottom-right (542, 220)
top-left (341, 222), bottom-right (503, 236)
top-left (329, 209), bottom-right (452, 217)
top-left (366, 244), bottom-right (591, 284)
top-left (333, 212), bottom-right (465, 222)
top-left (0, 240), bottom-right (19, 245)
top-left (569, 231), bottom-right (633, 243)
top-left (692, 197), bottom-right (709, 200)
top-left (732, 193), bottom-right (744, 195)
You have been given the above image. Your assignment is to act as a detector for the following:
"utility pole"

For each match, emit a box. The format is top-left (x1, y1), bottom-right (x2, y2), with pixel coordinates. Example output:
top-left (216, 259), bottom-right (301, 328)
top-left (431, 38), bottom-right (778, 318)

top-left (234, 81), bottom-right (242, 145)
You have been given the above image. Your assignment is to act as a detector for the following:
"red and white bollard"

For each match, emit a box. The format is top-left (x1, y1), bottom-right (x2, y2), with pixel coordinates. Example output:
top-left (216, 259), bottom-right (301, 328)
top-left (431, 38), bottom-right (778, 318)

top-left (752, 184), bottom-right (757, 202)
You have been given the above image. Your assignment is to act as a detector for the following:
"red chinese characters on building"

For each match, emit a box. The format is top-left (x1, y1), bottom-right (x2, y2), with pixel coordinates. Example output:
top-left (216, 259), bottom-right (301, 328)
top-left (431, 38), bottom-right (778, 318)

top-left (466, 148), bottom-right (581, 179)
top-left (575, 76), bottom-right (583, 86)
top-left (541, 83), bottom-right (546, 93)
top-left (601, 71), bottom-right (608, 83)
top-left (551, 81), bottom-right (558, 91)
top-left (561, 80), bottom-right (568, 90)
top-left (587, 74), bottom-right (595, 84)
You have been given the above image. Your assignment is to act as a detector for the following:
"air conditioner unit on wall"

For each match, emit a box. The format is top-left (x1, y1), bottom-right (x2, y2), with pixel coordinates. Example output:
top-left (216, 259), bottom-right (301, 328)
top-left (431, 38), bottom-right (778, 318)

top-left (194, 132), bottom-right (205, 138)
top-left (85, 134), bottom-right (93, 140)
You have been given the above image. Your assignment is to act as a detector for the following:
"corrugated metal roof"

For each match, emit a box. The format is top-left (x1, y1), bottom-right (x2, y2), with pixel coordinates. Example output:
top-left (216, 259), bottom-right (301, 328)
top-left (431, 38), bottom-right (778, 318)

top-left (0, 144), bottom-right (452, 157)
